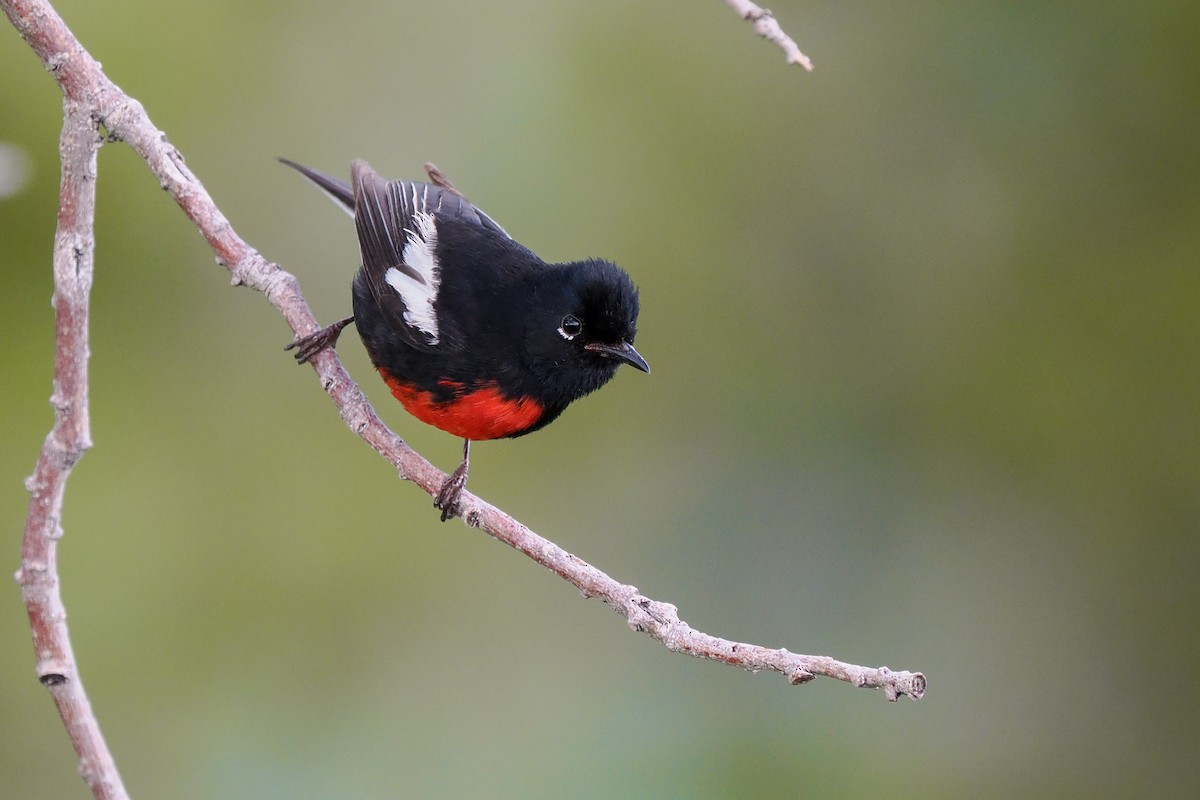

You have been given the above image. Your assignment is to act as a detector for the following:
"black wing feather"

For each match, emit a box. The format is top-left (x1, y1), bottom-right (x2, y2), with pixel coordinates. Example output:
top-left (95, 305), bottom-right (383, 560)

top-left (282, 158), bottom-right (513, 353)
top-left (352, 162), bottom-right (444, 351)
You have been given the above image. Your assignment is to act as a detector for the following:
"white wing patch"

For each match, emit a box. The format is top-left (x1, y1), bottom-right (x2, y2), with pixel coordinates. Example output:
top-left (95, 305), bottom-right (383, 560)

top-left (384, 206), bottom-right (441, 343)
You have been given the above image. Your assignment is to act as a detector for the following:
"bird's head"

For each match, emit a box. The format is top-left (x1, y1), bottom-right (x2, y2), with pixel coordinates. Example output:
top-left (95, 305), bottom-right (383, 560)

top-left (520, 259), bottom-right (648, 406)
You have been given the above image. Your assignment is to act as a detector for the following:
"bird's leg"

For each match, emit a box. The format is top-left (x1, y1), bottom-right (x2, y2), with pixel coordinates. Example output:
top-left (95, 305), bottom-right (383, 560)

top-left (434, 439), bottom-right (471, 522)
top-left (285, 316), bottom-right (355, 364)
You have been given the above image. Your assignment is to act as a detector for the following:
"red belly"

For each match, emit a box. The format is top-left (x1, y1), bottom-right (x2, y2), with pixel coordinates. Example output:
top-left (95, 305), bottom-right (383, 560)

top-left (379, 370), bottom-right (544, 441)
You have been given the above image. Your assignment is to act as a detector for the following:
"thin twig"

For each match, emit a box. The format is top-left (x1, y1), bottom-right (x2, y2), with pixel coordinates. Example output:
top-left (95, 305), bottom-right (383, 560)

top-left (5, 16), bottom-right (920, 800)
top-left (724, 0), bottom-right (814, 70)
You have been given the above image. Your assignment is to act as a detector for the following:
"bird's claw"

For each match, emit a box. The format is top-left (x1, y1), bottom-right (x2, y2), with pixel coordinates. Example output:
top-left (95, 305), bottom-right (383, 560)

top-left (285, 317), bottom-right (354, 364)
top-left (434, 463), bottom-right (470, 522)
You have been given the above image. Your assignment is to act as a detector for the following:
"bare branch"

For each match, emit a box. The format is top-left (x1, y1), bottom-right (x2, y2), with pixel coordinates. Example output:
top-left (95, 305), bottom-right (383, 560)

top-left (6, 22), bottom-right (920, 800)
top-left (725, 0), bottom-right (814, 70)
top-left (9, 69), bottom-right (131, 800)
top-left (450, 503), bottom-right (926, 700)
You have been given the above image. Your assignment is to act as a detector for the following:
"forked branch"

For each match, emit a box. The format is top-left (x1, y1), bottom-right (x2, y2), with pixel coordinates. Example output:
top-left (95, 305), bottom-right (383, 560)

top-left (5, 0), bottom-right (915, 794)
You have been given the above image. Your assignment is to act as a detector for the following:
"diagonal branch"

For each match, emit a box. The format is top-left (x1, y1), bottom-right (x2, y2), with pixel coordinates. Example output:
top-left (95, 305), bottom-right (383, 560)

top-left (6, 5), bottom-right (918, 792)
top-left (724, 0), bottom-right (814, 70)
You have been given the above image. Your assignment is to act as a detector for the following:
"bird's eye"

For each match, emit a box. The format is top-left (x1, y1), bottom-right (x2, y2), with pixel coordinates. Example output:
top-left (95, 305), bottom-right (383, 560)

top-left (558, 315), bottom-right (583, 339)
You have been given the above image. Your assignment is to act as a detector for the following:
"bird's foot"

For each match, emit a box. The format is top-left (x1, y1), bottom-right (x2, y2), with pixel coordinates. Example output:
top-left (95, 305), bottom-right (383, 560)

top-left (434, 462), bottom-right (470, 522)
top-left (285, 316), bottom-right (355, 364)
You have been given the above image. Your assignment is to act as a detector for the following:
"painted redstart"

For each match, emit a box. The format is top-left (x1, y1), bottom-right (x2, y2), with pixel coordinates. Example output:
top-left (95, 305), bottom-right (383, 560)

top-left (282, 159), bottom-right (649, 520)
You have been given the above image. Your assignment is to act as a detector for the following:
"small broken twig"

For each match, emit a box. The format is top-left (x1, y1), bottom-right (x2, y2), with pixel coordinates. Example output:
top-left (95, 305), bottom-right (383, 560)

top-left (725, 0), bottom-right (814, 70)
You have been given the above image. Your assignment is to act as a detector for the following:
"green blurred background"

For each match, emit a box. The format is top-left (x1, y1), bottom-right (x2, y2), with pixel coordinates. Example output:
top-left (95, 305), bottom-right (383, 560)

top-left (3, 1), bottom-right (1198, 797)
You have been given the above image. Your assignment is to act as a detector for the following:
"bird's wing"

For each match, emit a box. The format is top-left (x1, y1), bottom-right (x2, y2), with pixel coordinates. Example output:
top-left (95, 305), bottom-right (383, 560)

top-left (281, 156), bottom-right (511, 236)
top-left (282, 158), bottom-right (513, 352)
top-left (352, 160), bottom-right (517, 352)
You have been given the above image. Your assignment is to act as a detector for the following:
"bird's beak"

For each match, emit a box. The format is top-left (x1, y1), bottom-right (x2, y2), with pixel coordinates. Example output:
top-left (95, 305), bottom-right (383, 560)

top-left (585, 340), bottom-right (650, 374)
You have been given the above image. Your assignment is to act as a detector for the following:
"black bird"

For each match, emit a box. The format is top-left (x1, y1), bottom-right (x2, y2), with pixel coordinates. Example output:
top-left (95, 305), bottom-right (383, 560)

top-left (283, 159), bottom-right (648, 520)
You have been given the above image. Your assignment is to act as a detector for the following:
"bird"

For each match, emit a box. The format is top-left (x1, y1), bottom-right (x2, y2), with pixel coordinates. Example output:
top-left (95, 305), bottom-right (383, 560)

top-left (281, 158), bottom-right (649, 521)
